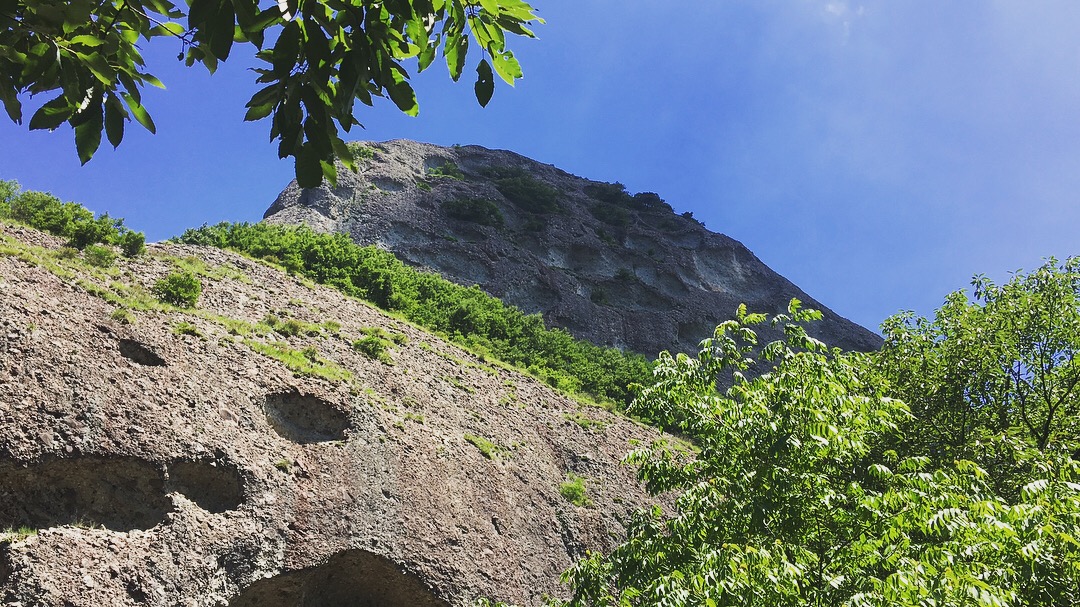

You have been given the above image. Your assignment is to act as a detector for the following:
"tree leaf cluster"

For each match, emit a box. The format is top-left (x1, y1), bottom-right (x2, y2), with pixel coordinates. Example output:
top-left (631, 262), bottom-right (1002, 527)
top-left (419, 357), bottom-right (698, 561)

top-left (177, 221), bottom-right (651, 405)
top-left (557, 263), bottom-right (1080, 607)
top-left (0, 0), bottom-right (542, 186)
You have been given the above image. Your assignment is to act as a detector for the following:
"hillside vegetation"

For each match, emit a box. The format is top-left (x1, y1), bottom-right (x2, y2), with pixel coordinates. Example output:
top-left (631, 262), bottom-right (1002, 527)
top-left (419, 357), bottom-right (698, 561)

top-left (176, 222), bottom-right (652, 407)
top-left (556, 260), bottom-right (1080, 606)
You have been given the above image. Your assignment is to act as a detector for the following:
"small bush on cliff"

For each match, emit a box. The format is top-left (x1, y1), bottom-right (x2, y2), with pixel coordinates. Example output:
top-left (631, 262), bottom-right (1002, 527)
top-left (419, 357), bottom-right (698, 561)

top-left (481, 166), bottom-right (560, 214)
top-left (443, 198), bottom-right (504, 227)
top-left (153, 271), bottom-right (202, 308)
top-left (559, 473), bottom-right (591, 507)
top-left (427, 160), bottom-right (464, 180)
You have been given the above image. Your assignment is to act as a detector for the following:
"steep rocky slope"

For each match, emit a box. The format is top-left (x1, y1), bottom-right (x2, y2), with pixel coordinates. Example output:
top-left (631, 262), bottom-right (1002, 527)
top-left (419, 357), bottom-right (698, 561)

top-left (264, 139), bottom-right (881, 357)
top-left (0, 222), bottom-right (664, 606)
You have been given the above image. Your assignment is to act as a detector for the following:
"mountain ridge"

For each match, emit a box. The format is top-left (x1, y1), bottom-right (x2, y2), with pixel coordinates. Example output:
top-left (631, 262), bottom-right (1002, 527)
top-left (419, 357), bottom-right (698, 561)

top-left (263, 139), bottom-right (881, 358)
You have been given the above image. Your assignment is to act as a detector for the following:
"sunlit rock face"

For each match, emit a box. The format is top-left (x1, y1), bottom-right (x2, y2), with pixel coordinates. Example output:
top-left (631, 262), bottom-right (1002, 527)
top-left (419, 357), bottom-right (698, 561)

top-left (0, 224), bottom-right (659, 606)
top-left (265, 139), bottom-right (882, 358)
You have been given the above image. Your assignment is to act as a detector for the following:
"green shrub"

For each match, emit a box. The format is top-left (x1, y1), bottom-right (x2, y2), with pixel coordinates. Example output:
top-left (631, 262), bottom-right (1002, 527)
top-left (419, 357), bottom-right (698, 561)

top-left (352, 334), bottom-right (391, 363)
top-left (632, 191), bottom-right (673, 213)
top-left (153, 271), bottom-right (202, 307)
top-left (70, 214), bottom-right (117, 249)
top-left (0, 183), bottom-right (148, 252)
top-left (583, 181), bottom-right (630, 205)
top-left (442, 198), bottom-right (504, 227)
top-left (8, 190), bottom-right (92, 237)
top-left (589, 202), bottom-right (631, 227)
top-left (427, 160), bottom-right (464, 180)
top-left (348, 143), bottom-right (376, 160)
top-left (559, 473), bottom-right (591, 507)
top-left (0, 179), bottom-right (18, 216)
top-left (482, 166), bottom-right (559, 213)
top-left (83, 244), bottom-right (116, 268)
top-left (118, 230), bottom-right (146, 257)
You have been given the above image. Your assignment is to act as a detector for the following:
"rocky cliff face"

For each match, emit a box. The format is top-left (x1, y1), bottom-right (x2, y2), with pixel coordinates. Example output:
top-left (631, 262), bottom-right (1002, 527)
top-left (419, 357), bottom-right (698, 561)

top-left (264, 139), bottom-right (881, 357)
top-left (0, 223), bottom-right (661, 606)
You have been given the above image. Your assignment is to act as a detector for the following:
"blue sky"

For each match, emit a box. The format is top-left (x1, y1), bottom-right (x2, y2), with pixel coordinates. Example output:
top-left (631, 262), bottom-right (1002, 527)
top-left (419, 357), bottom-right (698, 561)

top-left (2, 1), bottom-right (1078, 336)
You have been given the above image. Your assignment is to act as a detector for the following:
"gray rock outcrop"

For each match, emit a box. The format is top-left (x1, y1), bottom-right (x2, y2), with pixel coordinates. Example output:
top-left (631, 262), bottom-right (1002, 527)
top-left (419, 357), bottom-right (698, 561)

top-left (264, 139), bottom-right (881, 357)
top-left (0, 223), bottom-right (660, 606)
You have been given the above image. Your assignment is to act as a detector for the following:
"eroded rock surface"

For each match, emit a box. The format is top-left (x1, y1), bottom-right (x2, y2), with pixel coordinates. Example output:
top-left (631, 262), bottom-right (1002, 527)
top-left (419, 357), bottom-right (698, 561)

top-left (264, 139), bottom-right (882, 356)
top-left (0, 223), bottom-right (661, 606)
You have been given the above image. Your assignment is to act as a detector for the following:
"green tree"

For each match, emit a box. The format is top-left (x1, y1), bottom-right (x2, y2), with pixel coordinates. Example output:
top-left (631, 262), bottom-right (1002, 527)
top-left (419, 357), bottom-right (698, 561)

top-left (0, 0), bottom-right (541, 186)
top-left (875, 258), bottom-right (1080, 473)
top-left (557, 298), bottom-right (1080, 607)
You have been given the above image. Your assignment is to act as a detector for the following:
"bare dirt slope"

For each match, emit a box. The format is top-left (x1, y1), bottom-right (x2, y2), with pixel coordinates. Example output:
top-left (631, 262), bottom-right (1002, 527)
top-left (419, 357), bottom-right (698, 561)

top-left (0, 222), bottom-right (664, 606)
top-left (264, 139), bottom-right (881, 357)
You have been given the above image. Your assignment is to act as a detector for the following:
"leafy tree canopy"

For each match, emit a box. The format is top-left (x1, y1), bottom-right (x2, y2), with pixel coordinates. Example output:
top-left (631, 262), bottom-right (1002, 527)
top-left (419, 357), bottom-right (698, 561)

top-left (0, 0), bottom-right (541, 186)
top-left (553, 260), bottom-right (1080, 607)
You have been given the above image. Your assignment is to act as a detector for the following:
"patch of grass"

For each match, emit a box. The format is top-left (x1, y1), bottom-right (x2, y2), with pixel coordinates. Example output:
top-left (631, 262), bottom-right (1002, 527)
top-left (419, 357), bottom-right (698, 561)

top-left (83, 244), bottom-right (117, 267)
top-left (559, 473), bottom-right (591, 507)
top-left (564, 411), bottom-right (609, 432)
top-left (352, 326), bottom-right (405, 363)
top-left (404, 412), bottom-right (425, 424)
top-left (0, 526), bottom-right (38, 542)
top-left (263, 314), bottom-right (322, 337)
top-left (110, 308), bottom-right (134, 324)
top-left (274, 459), bottom-right (292, 473)
top-left (244, 339), bottom-right (352, 381)
top-left (464, 433), bottom-right (503, 460)
top-left (444, 375), bottom-right (475, 394)
top-left (172, 321), bottom-right (202, 337)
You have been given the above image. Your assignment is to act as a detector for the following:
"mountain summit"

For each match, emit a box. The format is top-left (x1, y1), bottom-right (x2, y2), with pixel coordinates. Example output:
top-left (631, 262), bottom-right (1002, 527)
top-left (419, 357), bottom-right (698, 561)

top-left (264, 139), bottom-right (880, 356)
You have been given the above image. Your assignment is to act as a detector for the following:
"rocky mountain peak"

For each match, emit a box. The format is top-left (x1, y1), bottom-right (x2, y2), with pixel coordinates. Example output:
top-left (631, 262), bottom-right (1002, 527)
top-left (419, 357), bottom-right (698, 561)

top-left (264, 139), bottom-right (881, 357)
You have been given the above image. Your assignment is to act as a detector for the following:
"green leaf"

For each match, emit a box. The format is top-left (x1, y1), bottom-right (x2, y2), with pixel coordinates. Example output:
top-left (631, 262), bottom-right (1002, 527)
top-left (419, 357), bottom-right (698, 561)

top-left (386, 74), bottom-right (419, 116)
top-left (120, 92), bottom-right (156, 134)
top-left (28, 96), bottom-right (73, 131)
top-left (208, 0), bottom-right (237, 60)
top-left (104, 94), bottom-right (127, 148)
top-left (295, 144), bottom-right (323, 188)
top-left (444, 34), bottom-right (467, 81)
top-left (474, 58), bottom-right (494, 107)
top-left (73, 102), bottom-right (103, 164)
top-left (0, 84), bottom-right (22, 123)
top-left (491, 49), bottom-right (521, 85)
top-left (76, 51), bottom-right (116, 85)
top-left (244, 102), bottom-right (274, 121)
top-left (69, 34), bottom-right (104, 48)
top-left (149, 22), bottom-right (187, 37)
